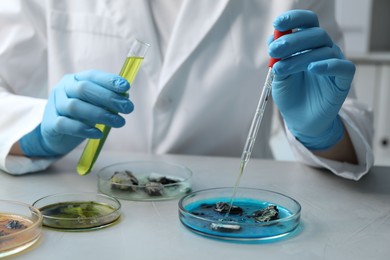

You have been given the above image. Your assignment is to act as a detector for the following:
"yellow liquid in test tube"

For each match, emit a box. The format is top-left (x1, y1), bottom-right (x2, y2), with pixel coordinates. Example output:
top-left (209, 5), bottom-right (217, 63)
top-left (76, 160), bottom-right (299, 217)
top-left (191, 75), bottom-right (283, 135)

top-left (77, 40), bottom-right (149, 175)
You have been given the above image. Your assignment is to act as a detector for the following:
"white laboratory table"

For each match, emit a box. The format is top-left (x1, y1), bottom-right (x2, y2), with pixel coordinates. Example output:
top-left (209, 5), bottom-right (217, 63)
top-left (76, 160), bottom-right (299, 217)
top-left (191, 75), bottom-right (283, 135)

top-left (1, 151), bottom-right (390, 260)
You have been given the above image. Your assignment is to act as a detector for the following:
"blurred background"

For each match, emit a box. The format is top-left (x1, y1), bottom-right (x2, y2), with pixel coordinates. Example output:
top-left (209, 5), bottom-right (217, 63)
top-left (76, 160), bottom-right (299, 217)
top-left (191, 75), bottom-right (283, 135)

top-left (271, 0), bottom-right (390, 166)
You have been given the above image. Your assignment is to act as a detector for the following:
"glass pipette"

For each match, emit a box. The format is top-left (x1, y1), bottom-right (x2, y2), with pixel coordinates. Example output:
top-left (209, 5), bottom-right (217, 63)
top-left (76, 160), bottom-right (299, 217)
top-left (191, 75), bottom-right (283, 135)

top-left (226, 30), bottom-right (292, 215)
top-left (76, 39), bottom-right (150, 175)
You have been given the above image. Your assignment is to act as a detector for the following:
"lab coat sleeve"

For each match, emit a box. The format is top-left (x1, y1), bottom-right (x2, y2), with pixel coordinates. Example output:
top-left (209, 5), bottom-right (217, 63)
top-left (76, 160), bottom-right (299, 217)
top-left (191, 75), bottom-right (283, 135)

top-left (0, 1), bottom-right (57, 174)
top-left (285, 98), bottom-right (374, 181)
top-left (0, 90), bottom-right (57, 174)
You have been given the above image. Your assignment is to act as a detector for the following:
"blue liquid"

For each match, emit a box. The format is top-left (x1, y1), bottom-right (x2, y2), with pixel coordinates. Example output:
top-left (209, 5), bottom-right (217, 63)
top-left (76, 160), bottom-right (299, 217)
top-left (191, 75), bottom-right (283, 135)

top-left (180, 198), bottom-right (300, 240)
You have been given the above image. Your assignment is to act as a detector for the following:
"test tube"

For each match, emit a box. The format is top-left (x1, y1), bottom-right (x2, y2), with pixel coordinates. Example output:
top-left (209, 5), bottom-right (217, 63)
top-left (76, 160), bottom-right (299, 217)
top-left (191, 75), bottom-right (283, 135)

top-left (76, 39), bottom-right (150, 175)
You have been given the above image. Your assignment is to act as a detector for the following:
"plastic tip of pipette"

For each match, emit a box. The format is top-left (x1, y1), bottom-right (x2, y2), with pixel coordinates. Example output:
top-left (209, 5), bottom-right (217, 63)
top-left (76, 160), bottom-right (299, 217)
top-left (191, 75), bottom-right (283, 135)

top-left (268, 29), bottom-right (293, 68)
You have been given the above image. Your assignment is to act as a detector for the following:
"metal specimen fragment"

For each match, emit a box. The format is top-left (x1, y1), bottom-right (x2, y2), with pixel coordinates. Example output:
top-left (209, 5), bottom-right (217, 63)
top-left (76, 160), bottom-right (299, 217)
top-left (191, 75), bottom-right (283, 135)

top-left (251, 205), bottom-right (279, 222)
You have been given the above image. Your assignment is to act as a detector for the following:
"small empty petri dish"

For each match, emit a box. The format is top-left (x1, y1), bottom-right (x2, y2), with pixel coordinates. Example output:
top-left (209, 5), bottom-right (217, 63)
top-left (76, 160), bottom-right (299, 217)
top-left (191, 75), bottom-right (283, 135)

top-left (32, 193), bottom-right (121, 231)
top-left (0, 200), bottom-right (43, 257)
top-left (178, 187), bottom-right (301, 242)
top-left (98, 161), bottom-right (192, 201)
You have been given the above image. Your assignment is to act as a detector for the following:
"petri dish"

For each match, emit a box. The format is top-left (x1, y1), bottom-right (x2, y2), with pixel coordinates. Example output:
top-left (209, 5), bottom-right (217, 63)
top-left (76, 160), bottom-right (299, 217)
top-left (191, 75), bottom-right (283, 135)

top-left (178, 187), bottom-right (301, 242)
top-left (32, 193), bottom-right (121, 231)
top-left (0, 200), bottom-right (43, 258)
top-left (98, 161), bottom-right (192, 201)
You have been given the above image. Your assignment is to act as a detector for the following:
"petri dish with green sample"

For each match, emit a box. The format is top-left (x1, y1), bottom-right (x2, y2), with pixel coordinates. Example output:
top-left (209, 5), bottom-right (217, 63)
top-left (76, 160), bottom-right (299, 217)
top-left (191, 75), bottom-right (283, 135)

top-left (32, 193), bottom-right (121, 231)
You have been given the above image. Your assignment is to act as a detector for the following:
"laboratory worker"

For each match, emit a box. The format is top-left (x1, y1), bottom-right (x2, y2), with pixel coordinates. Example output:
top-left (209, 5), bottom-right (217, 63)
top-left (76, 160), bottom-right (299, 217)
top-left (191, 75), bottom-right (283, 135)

top-left (0, 0), bottom-right (374, 180)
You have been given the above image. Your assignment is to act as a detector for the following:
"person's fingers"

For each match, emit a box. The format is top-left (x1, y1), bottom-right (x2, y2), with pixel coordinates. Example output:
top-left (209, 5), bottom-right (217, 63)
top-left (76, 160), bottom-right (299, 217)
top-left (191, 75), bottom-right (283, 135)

top-left (74, 70), bottom-right (130, 93)
top-left (309, 59), bottom-right (355, 79)
top-left (309, 59), bottom-right (356, 90)
top-left (55, 96), bottom-right (127, 128)
top-left (269, 27), bottom-right (333, 59)
top-left (55, 85), bottom-right (129, 127)
top-left (45, 116), bottom-right (103, 139)
top-left (60, 74), bottom-right (134, 114)
top-left (273, 46), bottom-right (342, 75)
top-left (273, 10), bottom-right (319, 31)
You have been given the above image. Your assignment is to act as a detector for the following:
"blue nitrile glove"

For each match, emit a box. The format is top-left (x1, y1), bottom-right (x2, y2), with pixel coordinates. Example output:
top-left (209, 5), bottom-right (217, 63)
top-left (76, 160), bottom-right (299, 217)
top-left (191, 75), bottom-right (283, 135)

top-left (268, 10), bottom-right (356, 150)
top-left (19, 70), bottom-right (134, 157)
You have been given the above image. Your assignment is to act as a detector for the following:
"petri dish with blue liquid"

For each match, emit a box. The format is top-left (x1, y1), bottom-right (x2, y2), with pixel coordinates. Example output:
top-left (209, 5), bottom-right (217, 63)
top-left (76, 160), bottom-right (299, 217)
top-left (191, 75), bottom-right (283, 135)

top-left (178, 187), bottom-right (301, 242)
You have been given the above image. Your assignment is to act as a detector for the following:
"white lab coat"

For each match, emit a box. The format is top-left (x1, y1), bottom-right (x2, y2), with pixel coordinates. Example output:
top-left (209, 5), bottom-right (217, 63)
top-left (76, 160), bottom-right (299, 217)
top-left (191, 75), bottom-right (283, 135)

top-left (0, 0), bottom-right (374, 180)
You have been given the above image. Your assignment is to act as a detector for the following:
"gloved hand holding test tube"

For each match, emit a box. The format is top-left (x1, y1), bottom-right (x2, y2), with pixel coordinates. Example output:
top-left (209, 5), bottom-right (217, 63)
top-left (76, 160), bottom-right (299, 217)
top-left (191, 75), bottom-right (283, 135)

top-left (76, 39), bottom-right (150, 175)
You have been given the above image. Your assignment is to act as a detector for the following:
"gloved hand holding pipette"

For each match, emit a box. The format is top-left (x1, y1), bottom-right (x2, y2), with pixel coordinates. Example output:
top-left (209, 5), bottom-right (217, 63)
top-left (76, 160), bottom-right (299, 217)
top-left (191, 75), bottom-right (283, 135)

top-left (19, 70), bottom-right (134, 157)
top-left (269, 10), bottom-right (356, 151)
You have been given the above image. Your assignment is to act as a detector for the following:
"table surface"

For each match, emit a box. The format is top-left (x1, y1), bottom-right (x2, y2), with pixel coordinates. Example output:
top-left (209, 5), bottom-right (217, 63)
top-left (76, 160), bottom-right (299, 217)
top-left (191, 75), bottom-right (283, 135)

top-left (1, 151), bottom-right (389, 260)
